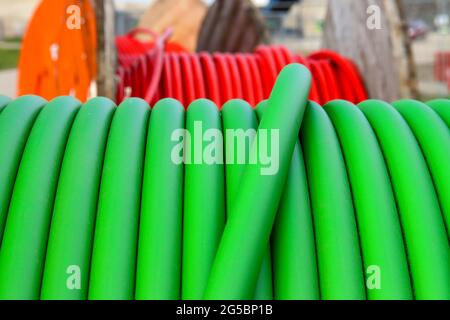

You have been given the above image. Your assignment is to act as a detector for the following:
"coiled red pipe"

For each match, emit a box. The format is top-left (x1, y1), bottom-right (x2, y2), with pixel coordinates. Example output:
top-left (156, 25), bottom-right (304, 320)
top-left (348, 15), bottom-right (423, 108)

top-left (115, 29), bottom-right (368, 108)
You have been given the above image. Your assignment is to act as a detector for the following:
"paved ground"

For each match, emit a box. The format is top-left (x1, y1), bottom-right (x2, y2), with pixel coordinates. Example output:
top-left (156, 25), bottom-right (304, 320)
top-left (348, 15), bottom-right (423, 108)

top-left (0, 69), bottom-right (17, 98)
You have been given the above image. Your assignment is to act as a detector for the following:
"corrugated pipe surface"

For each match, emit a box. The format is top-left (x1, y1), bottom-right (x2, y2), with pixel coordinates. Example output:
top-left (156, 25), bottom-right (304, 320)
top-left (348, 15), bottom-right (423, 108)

top-left (0, 65), bottom-right (449, 300)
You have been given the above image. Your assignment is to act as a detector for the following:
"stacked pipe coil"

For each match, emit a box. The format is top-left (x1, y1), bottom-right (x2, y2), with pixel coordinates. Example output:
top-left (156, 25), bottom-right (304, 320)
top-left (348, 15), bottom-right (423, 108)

top-left (116, 31), bottom-right (367, 107)
top-left (18, 20), bottom-right (367, 106)
top-left (0, 65), bottom-right (449, 300)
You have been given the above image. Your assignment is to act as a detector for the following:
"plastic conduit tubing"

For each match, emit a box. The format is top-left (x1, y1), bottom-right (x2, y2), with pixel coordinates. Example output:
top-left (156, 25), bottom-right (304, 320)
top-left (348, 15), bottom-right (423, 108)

top-left (358, 100), bottom-right (450, 299)
top-left (136, 60), bottom-right (147, 98)
top-left (252, 102), bottom-right (277, 301)
top-left (427, 99), bottom-right (450, 128)
top-left (182, 99), bottom-right (225, 300)
top-left (124, 68), bottom-right (132, 97)
top-left (278, 46), bottom-right (294, 65)
top-left (40, 98), bottom-right (116, 300)
top-left (247, 54), bottom-right (264, 105)
top-left (162, 55), bottom-right (173, 98)
top-left (308, 54), bottom-right (348, 102)
top-left (221, 99), bottom-right (258, 221)
top-left (324, 100), bottom-right (412, 300)
top-left (225, 54), bottom-right (243, 99)
top-left (138, 55), bottom-right (148, 97)
top-left (255, 46), bottom-right (278, 99)
top-left (214, 54), bottom-right (233, 107)
top-left (116, 67), bottom-right (125, 103)
top-left (310, 50), bottom-right (367, 102)
top-left (235, 54), bottom-right (256, 106)
top-left (154, 56), bottom-right (163, 100)
top-left (392, 100), bottom-right (450, 237)
top-left (190, 54), bottom-right (206, 100)
top-left (199, 53), bottom-right (221, 107)
top-left (320, 61), bottom-right (339, 100)
top-left (301, 101), bottom-right (366, 300)
top-left (336, 67), bottom-right (355, 102)
top-left (180, 53), bottom-right (196, 106)
top-left (135, 99), bottom-right (185, 300)
top-left (0, 97), bottom-right (80, 300)
top-left (169, 54), bottom-right (184, 105)
top-left (221, 100), bottom-right (273, 300)
top-left (309, 60), bottom-right (329, 105)
top-left (255, 54), bottom-right (271, 98)
top-left (294, 55), bottom-right (320, 103)
top-left (267, 47), bottom-right (284, 76)
top-left (256, 100), bottom-right (319, 300)
top-left (130, 63), bottom-right (140, 97)
top-left (203, 64), bottom-right (311, 300)
top-left (144, 42), bottom-right (164, 104)
top-left (88, 98), bottom-right (150, 300)
top-left (0, 96), bottom-right (46, 242)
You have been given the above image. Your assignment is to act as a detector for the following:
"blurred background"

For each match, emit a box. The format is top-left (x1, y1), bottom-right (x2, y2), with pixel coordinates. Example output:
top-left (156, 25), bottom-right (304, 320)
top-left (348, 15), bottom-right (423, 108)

top-left (0, 0), bottom-right (449, 100)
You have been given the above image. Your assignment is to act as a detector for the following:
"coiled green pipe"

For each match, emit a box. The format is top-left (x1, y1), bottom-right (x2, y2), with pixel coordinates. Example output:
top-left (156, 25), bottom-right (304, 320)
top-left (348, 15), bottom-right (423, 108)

top-left (301, 101), bottom-right (365, 300)
top-left (359, 100), bottom-right (450, 300)
top-left (0, 97), bottom-right (80, 299)
top-left (427, 99), bottom-right (450, 128)
top-left (182, 99), bottom-right (225, 300)
top-left (393, 100), bottom-right (450, 237)
top-left (88, 99), bottom-right (149, 300)
top-left (40, 98), bottom-right (115, 300)
top-left (258, 99), bottom-right (319, 300)
top-left (0, 65), bottom-right (449, 300)
top-left (204, 64), bottom-right (311, 299)
top-left (0, 96), bottom-right (46, 242)
top-left (222, 100), bottom-right (273, 300)
top-left (135, 99), bottom-right (185, 300)
top-left (324, 100), bottom-right (412, 300)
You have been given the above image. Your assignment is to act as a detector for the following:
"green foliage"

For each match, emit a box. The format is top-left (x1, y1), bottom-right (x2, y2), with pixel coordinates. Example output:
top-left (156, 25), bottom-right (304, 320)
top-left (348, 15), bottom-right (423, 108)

top-left (0, 49), bottom-right (19, 70)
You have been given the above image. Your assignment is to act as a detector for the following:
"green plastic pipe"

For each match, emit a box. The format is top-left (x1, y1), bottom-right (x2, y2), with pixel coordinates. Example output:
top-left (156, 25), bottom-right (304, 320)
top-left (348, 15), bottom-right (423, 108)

top-left (324, 100), bottom-right (412, 300)
top-left (0, 96), bottom-right (80, 300)
top-left (271, 140), bottom-right (320, 300)
top-left (301, 101), bottom-right (366, 300)
top-left (222, 99), bottom-right (273, 300)
top-left (359, 100), bottom-right (450, 300)
top-left (135, 99), bottom-right (185, 300)
top-left (40, 97), bottom-right (116, 300)
top-left (0, 95), bottom-right (46, 243)
top-left (182, 99), bottom-right (225, 300)
top-left (427, 99), bottom-right (450, 128)
top-left (204, 64), bottom-right (311, 300)
top-left (88, 98), bottom-right (150, 300)
top-left (393, 100), bottom-right (450, 237)
top-left (222, 100), bottom-right (258, 214)
top-left (258, 99), bottom-right (319, 300)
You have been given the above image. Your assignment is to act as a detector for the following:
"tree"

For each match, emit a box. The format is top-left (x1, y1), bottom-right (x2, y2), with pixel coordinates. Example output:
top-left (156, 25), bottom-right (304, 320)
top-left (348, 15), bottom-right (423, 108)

top-left (324, 0), bottom-right (418, 100)
top-left (95, 0), bottom-right (116, 100)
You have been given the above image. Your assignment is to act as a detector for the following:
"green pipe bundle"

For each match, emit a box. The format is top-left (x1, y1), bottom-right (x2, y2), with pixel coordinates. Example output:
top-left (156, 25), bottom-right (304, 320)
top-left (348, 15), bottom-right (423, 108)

top-left (0, 64), bottom-right (449, 300)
